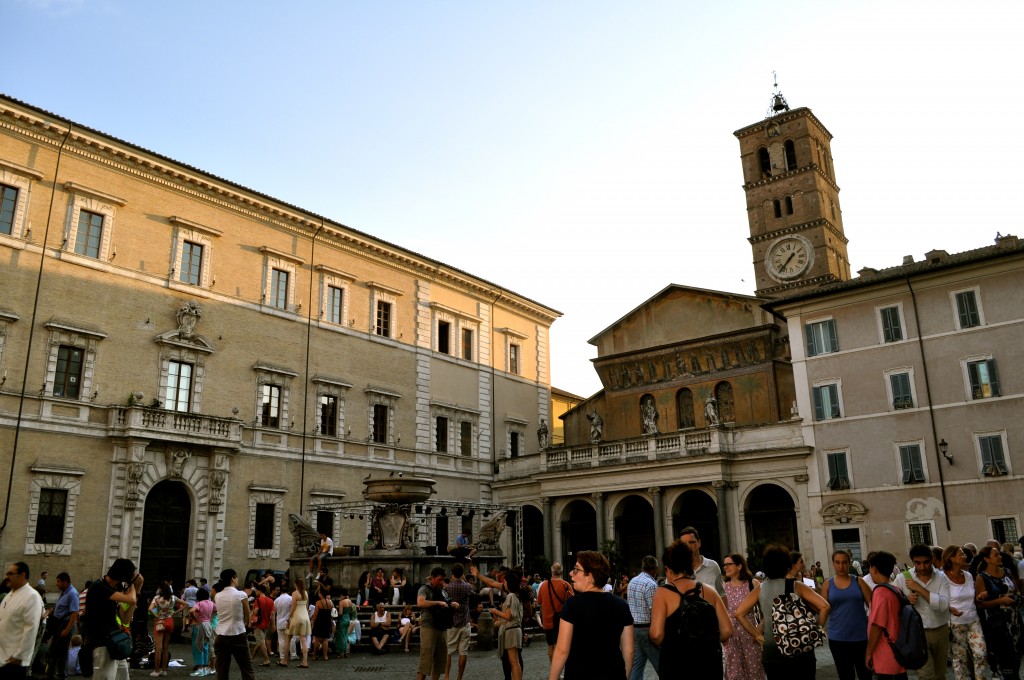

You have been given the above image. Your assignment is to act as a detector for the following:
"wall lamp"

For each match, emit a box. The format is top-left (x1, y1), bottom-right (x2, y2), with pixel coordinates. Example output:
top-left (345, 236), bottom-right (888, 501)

top-left (940, 439), bottom-right (953, 465)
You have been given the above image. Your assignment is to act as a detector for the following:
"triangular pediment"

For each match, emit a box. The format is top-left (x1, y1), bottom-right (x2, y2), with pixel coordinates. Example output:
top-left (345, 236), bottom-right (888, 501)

top-left (155, 330), bottom-right (215, 354)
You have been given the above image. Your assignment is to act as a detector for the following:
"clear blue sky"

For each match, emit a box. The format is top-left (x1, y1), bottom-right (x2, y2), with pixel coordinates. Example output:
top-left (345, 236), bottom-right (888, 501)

top-left (7, 0), bottom-right (1023, 396)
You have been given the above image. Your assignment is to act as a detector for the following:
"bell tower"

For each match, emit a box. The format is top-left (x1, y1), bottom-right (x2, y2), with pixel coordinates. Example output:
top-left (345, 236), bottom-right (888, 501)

top-left (734, 85), bottom-right (852, 298)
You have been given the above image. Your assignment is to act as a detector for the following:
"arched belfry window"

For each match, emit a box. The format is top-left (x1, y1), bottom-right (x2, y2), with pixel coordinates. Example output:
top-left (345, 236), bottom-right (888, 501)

top-left (784, 140), bottom-right (797, 171)
top-left (677, 388), bottom-right (695, 429)
top-left (773, 200), bottom-right (782, 219)
top-left (785, 196), bottom-right (794, 215)
top-left (758, 148), bottom-right (771, 175)
top-left (715, 381), bottom-right (735, 423)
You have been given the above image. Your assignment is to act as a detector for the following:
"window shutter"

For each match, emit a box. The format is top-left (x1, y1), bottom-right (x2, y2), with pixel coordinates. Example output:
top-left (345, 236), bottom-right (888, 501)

top-left (987, 360), bottom-right (1000, 397)
top-left (806, 326), bottom-right (817, 357)
top-left (980, 437), bottom-right (994, 467)
top-left (900, 447), bottom-right (912, 484)
top-left (911, 447), bottom-right (925, 482)
top-left (828, 385), bottom-right (841, 418)
top-left (827, 453), bottom-right (838, 485)
top-left (827, 320), bottom-right (839, 352)
top-left (813, 387), bottom-right (825, 421)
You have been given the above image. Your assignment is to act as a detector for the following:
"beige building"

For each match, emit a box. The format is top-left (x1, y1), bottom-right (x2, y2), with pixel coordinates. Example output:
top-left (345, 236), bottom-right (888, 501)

top-left (766, 238), bottom-right (1024, 562)
top-left (0, 94), bottom-right (559, 584)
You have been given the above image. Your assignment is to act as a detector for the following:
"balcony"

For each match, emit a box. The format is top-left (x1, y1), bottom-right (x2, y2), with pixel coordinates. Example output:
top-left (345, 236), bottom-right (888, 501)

top-left (109, 406), bottom-right (243, 449)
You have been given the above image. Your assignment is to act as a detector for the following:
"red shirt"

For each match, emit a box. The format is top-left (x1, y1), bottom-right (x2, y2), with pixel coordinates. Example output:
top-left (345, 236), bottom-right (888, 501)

top-left (868, 584), bottom-right (904, 675)
top-left (537, 578), bottom-right (573, 629)
top-left (252, 593), bottom-right (274, 630)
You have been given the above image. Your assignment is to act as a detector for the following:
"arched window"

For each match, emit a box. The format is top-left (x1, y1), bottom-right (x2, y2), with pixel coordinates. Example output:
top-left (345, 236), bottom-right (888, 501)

top-left (677, 388), bottom-right (695, 429)
top-left (784, 140), bottom-right (797, 171)
top-left (715, 381), bottom-right (735, 423)
top-left (773, 199), bottom-right (782, 218)
top-left (785, 196), bottom-right (794, 215)
top-left (758, 148), bottom-right (771, 175)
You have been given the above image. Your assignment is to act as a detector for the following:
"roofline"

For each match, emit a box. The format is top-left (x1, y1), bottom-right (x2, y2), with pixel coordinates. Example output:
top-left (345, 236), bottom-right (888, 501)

top-left (0, 93), bottom-right (561, 320)
top-left (551, 386), bottom-right (587, 402)
top-left (587, 283), bottom-right (763, 345)
top-left (733, 106), bottom-right (834, 141)
top-left (592, 323), bottom-right (779, 364)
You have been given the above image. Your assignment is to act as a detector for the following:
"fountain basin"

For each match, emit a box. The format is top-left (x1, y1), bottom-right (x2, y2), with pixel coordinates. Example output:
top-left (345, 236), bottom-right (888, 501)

top-left (363, 476), bottom-right (435, 504)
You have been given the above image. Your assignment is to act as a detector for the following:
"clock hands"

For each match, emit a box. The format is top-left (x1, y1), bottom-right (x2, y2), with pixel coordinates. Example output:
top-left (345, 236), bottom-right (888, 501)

top-left (780, 252), bottom-right (796, 270)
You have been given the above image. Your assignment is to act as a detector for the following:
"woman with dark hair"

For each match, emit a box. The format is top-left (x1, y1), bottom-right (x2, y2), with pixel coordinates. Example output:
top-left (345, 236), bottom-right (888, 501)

top-left (722, 553), bottom-right (765, 680)
top-left (489, 569), bottom-right (524, 680)
top-left (820, 549), bottom-right (871, 680)
top-left (189, 587), bottom-right (215, 676)
top-left (212, 569), bottom-right (255, 680)
top-left (369, 568), bottom-right (388, 606)
top-left (355, 571), bottom-right (370, 607)
top-left (547, 551), bottom-right (633, 680)
top-left (332, 588), bottom-right (356, 658)
top-left (976, 545), bottom-right (1022, 679)
top-left (651, 540), bottom-right (732, 677)
top-left (149, 582), bottom-right (186, 677)
top-left (310, 584), bottom-right (334, 660)
top-left (735, 544), bottom-right (830, 680)
top-left (942, 545), bottom-right (988, 680)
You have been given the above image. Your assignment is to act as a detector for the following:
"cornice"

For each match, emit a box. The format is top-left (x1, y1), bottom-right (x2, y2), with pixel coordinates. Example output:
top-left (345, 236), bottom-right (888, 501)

top-left (748, 218), bottom-right (848, 246)
top-left (314, 264), bottom-right (357, 281)
top-left (0, 158), bottom-right (44, 180)
top-left (756, 274), bottom-right (840, 298)
top-left (259, 246), bottom-right (306, 265)
top-left (741, 162), bottom-right (841, 194)
top-left (169, 215), bottom-right (222, 238)
top-left (63, 182), bottom-right (127, 206)
top-left (733, 107), bottom-right (834, 141)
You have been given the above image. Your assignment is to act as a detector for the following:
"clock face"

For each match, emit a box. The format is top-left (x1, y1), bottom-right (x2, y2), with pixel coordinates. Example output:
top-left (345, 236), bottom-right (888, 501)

top-left (766, 236), bottom-right (813, 282)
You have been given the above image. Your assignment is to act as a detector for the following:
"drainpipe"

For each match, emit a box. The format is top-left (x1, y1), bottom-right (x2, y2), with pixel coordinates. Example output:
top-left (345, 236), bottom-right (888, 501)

top-left (905, 276), bottom-right (951, 531)
top-left (298, 221), bottom-right (325, 511)
top-left (1, 125), bottom-right (72, 539)
top-left (489, 289), bottom-right (503, 474)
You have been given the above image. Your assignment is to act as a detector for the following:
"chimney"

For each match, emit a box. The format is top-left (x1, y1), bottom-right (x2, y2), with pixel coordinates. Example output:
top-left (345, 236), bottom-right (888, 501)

top-left (857, 266), bottom-right (878, 279)
top-left (924, 249), bottom-right (949, 264)
top-left (902, 255), bottom-right (915, 265)
top-left (995, 233), bottom-right (1020, 248)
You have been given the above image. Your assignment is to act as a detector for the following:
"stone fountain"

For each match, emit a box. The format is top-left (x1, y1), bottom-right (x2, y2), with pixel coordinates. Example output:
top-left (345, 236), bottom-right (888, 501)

top-left (363, 474), bottom-right (435, 551)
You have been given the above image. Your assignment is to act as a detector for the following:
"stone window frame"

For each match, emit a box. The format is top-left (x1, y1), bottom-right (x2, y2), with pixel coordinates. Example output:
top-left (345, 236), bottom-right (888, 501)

top-left (906, 520), bottom-right (935, 548)
top-left (961, 353), bottom-right (1000, 401)
top-left (805, 317), bottom-right (839, 357)
top-left (430, 401), bottom-right (481, 457)
top-left (368, 282), bottom-right (403, 339)
top-left (883, 366), bottom-right (917, 411)
top-left (0, 311), bottom-right (18, 378)
top-left (259, 247), bottom-right (304, 313)
top-left (312, 376), bottom-right (352, 438)
top-left (875, 302), bottom-right (906, 344)
top-left (156, 335), bottom-right (214, 413)
top-left (504, 416), bottom-right (528, 459)
top-left (498, 327), bottom-right (529, 375)
top-left (430, 303), bottom-right (481, 362)
top-left (43, 321), bottom-right (105, 402)
top-left (950, 286), bottom-right (984, 330)
top-left (248, 484), bottom-right (287, 559)
top-left (0, 160), bottom-right (43, 244)
top-left (974, 430), bottom-right (1011, 477)
top-left (254, 363), bottom-right (298, 430)
top-left (24, 463), bottom-right (85, 556)
top-left (895, 439), bottom-right (928, 485)
top-left (824, 449), bottom-right (852, 490)
top-left (169, 216), bottom-right (221, 289)
top-left (811, 378), bottom-right (844, 421)
top-left (366, 386), bottom-right (402, 445)
top-left (61, 182), bottom-right (126, 263)
top-left (315, 265), bottom-right (356, 327)
top-left (308, 489), bottom-right (346, 542)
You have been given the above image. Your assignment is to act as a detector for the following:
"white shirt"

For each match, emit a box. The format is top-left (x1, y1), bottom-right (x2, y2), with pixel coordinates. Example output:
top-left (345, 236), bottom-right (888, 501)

top-left (948, 574), bottom-right (979, 625)
top-left (274, 593), bottom-right (293, 629)
top-left (894, 568), bottom-right (950, 629)
top-left (214, 586), bottom-right (247, 636)
top-left (0, 584), bottom-right (44, 666)
top-left (320, 537), bottom-right (334, 554)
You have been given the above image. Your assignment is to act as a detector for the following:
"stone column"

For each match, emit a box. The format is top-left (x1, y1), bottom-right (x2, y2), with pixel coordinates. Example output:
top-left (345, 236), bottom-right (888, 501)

top-left (712, 480), bottom-right (731, 557)
top-left (649, 486), bottom-right (665, 560)
top-left (592, 492), bottom-right (606, 547)
top-left (542, 496), bottom-right (553, 561)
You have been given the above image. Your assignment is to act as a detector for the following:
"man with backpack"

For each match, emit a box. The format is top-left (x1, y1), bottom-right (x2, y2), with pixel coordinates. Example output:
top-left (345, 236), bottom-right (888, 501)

top-left (536, 563), bottom-right (573, 662)
top-left (893, 544), bottom-right (950, 680)
top-left (866, 551), bottom-right (907, 679)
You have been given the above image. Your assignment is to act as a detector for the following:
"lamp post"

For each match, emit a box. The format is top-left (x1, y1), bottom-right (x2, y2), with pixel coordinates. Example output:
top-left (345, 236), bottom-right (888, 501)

top-left (940, 439), bottom-right (953, 465)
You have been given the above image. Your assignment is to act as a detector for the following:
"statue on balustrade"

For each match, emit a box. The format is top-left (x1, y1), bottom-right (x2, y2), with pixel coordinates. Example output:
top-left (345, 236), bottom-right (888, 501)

top-left (704, 394), bottom-right (721, 427)
top-left (587, 412), bottom-right (603, 443)
top-left (640, 396), bottom-right (659, 435)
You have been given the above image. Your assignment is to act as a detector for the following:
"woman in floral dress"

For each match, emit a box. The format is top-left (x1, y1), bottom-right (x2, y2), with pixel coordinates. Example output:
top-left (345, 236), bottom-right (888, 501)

top-left (722, 553), bottom-right (767, 680)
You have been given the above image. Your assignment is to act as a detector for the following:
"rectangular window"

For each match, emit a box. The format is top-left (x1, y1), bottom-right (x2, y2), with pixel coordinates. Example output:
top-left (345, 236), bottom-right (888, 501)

top-left (34, 489), bottom-right (67, 544)
top-left (955, 290), bottom-right (981, 328)
top-left (509, 344), bottom-right (520, 374)
top-left (326, 286), bottom-right (343, 324)
top-left (979, 435), bottom-right (1008, 476)
top-left (165, 360), bottom-right (193, 412)
top-left (319, 395), bottom-right (338, 437)
top-left (899, 444), bottom-right (926, 484)
top-left (462, 328), bottom-right (473, 361)
top-left (316, 511), bottom-right (334, 537)
top-left (890, 372), bottom-right (914, 410)
top-left (435, 416), bottom-right (448, 453)
top-left (806, 319), bottom-right (839, 357)
top-left (879, 306), bottom-right (903, 342)
top-left (437, 321), bottom-right (451, 354)
top-left (270, 268), bottom-right (289, 309)
top-left (54, 345), bottom-right (84, 398)
top-left (253, 503), bottom-right (275, 550)
top-left (376, 301), bottom-right (392, 337)
top-left (510, 431), bottom-right (520, 458)
top-left (261, 384), bottom-right (281, 427)
top-left (0, 184), bottom-right (18, 235)
top-left (826, 452), bottom-right (850, 490)
top-left (74, 210), bottom-right (104, 258)
top-left (967, 359), bottom-right (1000, 399)
top-left (908, 522), bottom-right (933, 547)
top-left (372, 403), bottom-right (388, 443)
top-left (180, 241), bottom-right (203, 285)
top-left (460, 421), bottom-right (472, 457)
top-left (812, 383), bottom-right (841, 420)
top-left (991, 517), bottom-right (1018, 545)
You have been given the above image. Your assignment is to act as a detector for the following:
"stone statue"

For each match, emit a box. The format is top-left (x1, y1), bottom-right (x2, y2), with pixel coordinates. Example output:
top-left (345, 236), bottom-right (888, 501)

top-left (704, 395), bottom-right (720, 427)
top-left (537, 419), bottom-right (549, 449)
top-left (476, 512), bottom-right (507, 551)
top-left (167, 448), bottom-right (191, 477)
top-left (587, 412), bottom-right (603, 443)
top-left (641, 396), bottom-right (659, 435)
top-left (176, 300), bottom-right (202, 339)
top-left (287, 513), bottom-right (321, 557)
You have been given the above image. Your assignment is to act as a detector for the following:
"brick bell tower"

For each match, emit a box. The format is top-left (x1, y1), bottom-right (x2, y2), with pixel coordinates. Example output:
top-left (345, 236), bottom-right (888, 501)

top-left (734, 84), bottom-right (852, 298)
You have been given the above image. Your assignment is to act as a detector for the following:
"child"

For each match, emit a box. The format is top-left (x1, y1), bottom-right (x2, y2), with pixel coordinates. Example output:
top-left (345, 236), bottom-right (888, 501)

top-left (67, 635), bottom-right (83, 676)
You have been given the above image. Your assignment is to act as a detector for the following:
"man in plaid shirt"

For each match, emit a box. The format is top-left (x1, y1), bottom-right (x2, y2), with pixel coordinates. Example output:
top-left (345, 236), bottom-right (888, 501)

top-left (444, 564), bottom-right (474, 680)
top-left (626, 556), bottom-right (660, 680)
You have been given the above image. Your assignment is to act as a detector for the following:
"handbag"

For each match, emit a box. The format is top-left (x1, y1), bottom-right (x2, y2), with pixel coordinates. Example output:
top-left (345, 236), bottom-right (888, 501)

top-left (770, 579), bottom-right (825, 656)
top-left (105, 629), bottom-right (133, 660)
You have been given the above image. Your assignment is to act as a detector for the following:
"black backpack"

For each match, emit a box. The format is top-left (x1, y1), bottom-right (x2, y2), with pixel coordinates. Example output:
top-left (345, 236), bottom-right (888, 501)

top-left (873, 583), bottom-right (927, 670)
top-left (661, 582), bottom-right (720, 647)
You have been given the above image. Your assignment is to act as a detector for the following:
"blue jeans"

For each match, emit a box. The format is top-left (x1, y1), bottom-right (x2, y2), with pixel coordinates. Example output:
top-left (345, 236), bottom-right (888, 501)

top-left (630, 627), bottom-right (660, 680)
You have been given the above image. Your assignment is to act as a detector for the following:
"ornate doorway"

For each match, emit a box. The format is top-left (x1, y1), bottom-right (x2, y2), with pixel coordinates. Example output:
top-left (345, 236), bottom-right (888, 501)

top-left (672, 490), bottom-right (721, 562)
top-left (140, 480), bottom-right (192, 591)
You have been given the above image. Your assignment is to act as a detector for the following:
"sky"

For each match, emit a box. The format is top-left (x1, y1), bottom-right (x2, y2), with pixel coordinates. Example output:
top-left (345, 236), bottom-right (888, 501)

top-left (6, 1), bottom-right (1024, 397)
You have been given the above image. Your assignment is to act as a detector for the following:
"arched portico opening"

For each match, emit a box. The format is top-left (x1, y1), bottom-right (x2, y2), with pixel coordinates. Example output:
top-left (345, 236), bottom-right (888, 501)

top-left (140, 480), bottom-right (192, 593)
top-left (522, 504), bottom-right (545, 572)
top-left (745, 483), bottom-right (798, 553)
top-left (613, 495), bottom-right (655, 576)
top-left (672, 489), bottom-right (721, 562)
top-left (560, 500), bottom-right (597, 564)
